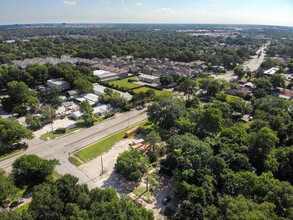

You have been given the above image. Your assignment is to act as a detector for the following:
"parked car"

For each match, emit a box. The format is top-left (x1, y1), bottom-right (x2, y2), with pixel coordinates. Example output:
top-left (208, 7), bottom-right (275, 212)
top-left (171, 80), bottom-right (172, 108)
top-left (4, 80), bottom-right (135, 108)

top-left (10, 199), bottom-right (23, 208)
top-left (136, 105), bottom-right (144, 110)
top-left (162, 195), bottom-right (171, 205)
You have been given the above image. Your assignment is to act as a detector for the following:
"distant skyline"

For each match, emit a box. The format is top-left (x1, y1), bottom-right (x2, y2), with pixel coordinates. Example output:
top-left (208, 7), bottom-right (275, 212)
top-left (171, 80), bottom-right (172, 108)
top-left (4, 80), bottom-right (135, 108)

top-left (0, 0), bottom-right (292, 26)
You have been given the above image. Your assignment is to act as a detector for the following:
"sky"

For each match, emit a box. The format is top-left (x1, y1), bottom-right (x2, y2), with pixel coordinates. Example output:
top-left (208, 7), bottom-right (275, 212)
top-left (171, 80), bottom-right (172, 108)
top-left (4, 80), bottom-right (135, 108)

top-left (0, 0), bottom-right (292, 26)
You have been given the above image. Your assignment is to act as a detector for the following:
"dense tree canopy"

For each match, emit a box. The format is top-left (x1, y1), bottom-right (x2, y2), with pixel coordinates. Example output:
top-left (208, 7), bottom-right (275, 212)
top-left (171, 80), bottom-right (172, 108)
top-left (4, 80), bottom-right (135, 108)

top-left (0, 117), bottom-right (33, 148)
top-left (12, 154), bottom-right (58, 186)
top-left (0, 174), bottom-right (153, 220)
top-left (115, 149), bottom-right (149, 181)
top-left (147, 96), bottom-right (186, 129)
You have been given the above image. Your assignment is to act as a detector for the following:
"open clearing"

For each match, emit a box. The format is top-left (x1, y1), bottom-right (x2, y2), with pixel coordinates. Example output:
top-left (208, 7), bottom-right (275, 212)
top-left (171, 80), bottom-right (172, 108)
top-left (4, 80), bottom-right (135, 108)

top-left (109, 76), bottom-right (140, 90)
top-left (133, 86), bottom-right (172, 96)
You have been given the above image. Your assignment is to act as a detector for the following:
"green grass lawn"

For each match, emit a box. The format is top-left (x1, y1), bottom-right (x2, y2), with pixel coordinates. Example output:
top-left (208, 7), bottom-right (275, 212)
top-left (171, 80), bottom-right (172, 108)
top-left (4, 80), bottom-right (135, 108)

top-left (75, 120), bottom-right (147, 163)
top-left (133, 187), bottom-right (153, 203)
top-left (0, 149), bottom-right (23, 161)
top-left (68, 156), bottom-right (83, 166)
top-left (133, 87), bottom-right (172, 96)
top-left (109, 76), bottom-right (140, 90)
top-left (40, 117), bottom-right (103, 141)
top-left (40, 126), bottom-right (81, 141)
top-left (15, 203), bottom-right (30, 214)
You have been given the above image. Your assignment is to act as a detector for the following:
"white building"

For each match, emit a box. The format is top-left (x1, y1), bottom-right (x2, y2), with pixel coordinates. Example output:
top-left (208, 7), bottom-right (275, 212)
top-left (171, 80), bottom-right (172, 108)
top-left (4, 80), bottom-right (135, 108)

top-left (70, 104), bottom-right (112, 120)
top-left (47, 79), bottom-right (70, 91)
top-left (93, 70), bottom-right (119, 82)
top-left (138, 74), bottom-right (160, 84)
top-left (93, 84), bottom-right (108, 95)
top-left (93, 83), bottom-right (132, 101)
top-left (264, 67), bottom-right (279, 76)
top-left (75, 93), bottom-right (100, 106)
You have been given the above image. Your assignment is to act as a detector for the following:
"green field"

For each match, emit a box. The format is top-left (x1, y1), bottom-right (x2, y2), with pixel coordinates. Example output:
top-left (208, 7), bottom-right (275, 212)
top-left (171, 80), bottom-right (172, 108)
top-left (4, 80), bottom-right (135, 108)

top-left (109, 76), bottom-right (140, 90)
top-left (40, 117), bottom-right (103, 141)
top-left (75, 120), bottom-right (147, 163)
top-left (133, 86), bottom-right (172, 96)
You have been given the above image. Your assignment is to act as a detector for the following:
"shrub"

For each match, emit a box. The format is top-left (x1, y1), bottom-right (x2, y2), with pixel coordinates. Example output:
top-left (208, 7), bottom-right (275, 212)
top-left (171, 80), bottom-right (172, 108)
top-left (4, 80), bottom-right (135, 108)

top-left (54, 127), bottom-right (67, 134)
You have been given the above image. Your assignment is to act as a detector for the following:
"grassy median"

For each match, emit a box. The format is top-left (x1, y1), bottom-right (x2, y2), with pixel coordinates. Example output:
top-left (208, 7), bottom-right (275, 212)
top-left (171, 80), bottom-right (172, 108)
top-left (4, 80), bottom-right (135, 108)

top-left (75, 120), bottom-right (148, 163)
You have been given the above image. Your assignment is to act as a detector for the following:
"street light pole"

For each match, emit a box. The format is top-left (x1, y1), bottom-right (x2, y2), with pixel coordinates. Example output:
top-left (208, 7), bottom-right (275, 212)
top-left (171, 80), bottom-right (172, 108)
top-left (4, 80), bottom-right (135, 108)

top-left (51, 104), bottom-right (54, 139)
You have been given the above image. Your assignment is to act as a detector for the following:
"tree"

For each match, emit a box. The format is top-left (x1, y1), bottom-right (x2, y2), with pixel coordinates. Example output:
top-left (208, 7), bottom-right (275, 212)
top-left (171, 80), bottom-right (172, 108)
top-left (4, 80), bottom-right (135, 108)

top-left (109, 94), bottom-right (129, 111)
top-left (253, 77), bottom-right (272, 98)
top-left (160, 75), bottom-right (174, 86)
top-left (178, 78), bottom-right (197, 100)
top-left (80, 100), bottom-right (96, 126)
top-left (0, 117), bottom-right (33, 149)
top-left (204, 195), bottom-right (278, 220)
top-left (38, 88), bottom-right (62, 107)
top-left (196, 108), bottom-right (224, 138)
top-left (25, 115), bottom-right (43, 130)
top-left (115, 149), bottom-right (149, 181)
top-left (166, 134), bottom-right (213, 184)
top-left (147, 97), bottom-right (186, 129)
top-left (29, 182), bottom-right (64, 220)
top-left (12, 154), bottom-right (58, 186)
top-left (99, 89), bottom-right (130, 111)
top-left (0, 170), bottom-right (18, 203)
top-left (27, 63), bottom-right (49, 85)
top-left (271, 74), bottom-right (286, 88)
top-left (28, 174), bottom-right (153, 220)
top-left (80, 100), bottom-right (93, 114)
top-left (73, 77), bottom-right (93, 94)
top-left (3, 81), bottom-right (38, 114)
top-left (41, 105), bottom-right (56, 122)
top-left (145, 130), bottom-right (163, 162)
top-left (200, 78), bottom-right (228, 97)
top-left (234, 65), bottom-right (246, 79)
top-left (249, 127), bottom-right (279, 171)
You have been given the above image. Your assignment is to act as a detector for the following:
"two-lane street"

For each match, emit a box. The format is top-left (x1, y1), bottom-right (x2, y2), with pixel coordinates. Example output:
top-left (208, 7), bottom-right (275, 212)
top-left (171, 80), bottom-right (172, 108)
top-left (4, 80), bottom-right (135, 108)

top-left (0, 109), bottom-right (147, 189)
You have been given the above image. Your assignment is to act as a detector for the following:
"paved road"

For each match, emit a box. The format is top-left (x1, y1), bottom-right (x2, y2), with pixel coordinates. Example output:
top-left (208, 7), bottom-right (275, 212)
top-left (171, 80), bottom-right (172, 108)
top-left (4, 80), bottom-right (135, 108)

top-left (214, 43), bottom-right (269, 82)
top-left (244, 43), bottom-right (270, 72)
top-left (0, 109), bottom-right (147, 189)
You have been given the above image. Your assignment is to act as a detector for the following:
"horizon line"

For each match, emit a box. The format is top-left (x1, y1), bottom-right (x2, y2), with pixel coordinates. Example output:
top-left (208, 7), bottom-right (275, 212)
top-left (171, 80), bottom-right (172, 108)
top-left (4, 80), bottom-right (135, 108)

top-left (0, 22), bottom-right (292, 28)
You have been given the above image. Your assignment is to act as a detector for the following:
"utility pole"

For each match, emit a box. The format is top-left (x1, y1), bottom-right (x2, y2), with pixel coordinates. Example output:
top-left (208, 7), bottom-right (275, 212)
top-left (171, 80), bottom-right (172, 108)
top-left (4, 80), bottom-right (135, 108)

top-left (50, 104), bottom-right (54, 139)
top-left (101, 156), bottom-right (104, 175)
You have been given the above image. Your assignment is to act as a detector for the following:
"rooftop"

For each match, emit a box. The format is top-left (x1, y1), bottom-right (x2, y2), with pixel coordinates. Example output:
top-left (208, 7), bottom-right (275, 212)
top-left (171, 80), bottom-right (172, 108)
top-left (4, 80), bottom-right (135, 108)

top-left (139, 73), bottom-right (160, 79)
top-left (47, 79), bottom-right (69, 85)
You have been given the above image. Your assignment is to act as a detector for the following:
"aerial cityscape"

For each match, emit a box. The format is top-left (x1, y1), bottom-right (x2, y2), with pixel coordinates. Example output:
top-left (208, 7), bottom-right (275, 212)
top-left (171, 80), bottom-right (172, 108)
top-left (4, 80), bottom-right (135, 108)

top-left (0, 0), bottom-right (292, 219)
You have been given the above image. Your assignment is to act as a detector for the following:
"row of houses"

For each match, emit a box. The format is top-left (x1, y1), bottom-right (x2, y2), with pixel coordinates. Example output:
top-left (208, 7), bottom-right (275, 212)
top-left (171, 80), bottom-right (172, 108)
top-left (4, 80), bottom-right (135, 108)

top-left (13, 55), bottom-right (79, 69)
top-left (228, 78), bottom-right (293, 100)
top-left (77, 57), bottom-right (208, 80)
top-left (13, 55), bottom-right (211, 83)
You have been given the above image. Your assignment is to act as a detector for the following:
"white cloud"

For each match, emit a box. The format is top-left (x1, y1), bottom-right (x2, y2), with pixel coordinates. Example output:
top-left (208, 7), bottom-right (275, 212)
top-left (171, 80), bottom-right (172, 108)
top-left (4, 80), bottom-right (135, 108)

top-left (158, 8), bottom-right (174, 13)
top-left (121, 0), bottom-right (125, 3)
top-left (136, 2), bottom-right (142, 6)
top-left (64, 0), bottom-right (76, 6)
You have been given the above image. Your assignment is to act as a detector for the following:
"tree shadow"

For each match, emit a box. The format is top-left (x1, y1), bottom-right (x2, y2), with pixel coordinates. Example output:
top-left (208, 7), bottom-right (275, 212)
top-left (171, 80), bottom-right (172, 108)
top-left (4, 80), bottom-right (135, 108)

top-left (100, 170), bottom-right (139, 195)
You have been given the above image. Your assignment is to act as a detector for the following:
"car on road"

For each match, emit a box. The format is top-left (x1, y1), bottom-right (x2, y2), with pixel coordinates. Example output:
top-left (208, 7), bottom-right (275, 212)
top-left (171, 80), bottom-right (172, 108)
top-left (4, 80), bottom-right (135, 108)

top-left (136, 105), bottom-right (144, 110)
top-left (10, 199), bottom-right (23, 208)
top-left (162, 195), bottom-right (171, 205)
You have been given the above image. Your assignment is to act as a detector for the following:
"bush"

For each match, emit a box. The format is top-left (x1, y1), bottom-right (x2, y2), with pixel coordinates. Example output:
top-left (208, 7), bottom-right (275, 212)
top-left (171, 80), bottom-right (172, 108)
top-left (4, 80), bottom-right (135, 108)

top-left (54, 127), bottom-right (67, 134)
top-left (104, 112), bottom-right (115, 119)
